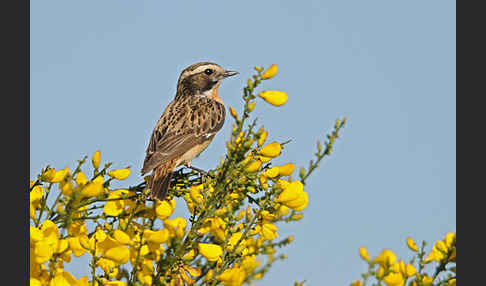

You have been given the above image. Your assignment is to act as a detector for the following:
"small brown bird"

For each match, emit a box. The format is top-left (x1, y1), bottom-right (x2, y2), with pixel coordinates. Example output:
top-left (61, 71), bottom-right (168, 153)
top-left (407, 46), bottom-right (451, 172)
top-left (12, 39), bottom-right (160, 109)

top-left (141, 62), bottom-right (238, 200)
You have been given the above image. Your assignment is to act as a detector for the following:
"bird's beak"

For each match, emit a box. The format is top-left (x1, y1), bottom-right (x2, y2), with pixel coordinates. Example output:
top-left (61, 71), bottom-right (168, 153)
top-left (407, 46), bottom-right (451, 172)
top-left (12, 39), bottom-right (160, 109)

top-left (223, 70), bottom-right (239, 78)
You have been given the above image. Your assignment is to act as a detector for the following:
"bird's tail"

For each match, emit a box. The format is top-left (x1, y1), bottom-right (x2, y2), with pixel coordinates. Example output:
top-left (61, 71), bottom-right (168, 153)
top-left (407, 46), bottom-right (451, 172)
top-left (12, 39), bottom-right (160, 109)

top-left (148, 162), bottom-right (176, 201)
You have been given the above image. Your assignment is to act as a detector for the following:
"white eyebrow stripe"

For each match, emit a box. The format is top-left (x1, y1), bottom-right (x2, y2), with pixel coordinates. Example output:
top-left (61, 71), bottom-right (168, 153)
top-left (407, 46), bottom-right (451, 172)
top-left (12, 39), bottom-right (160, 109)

top-left (180, 64), bottom-right (222, 81)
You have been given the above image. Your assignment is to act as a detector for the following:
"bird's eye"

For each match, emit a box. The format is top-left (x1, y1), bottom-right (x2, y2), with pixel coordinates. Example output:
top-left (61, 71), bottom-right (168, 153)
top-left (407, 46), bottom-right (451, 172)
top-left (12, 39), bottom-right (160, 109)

top-left (204, 69), bottom-right (213, 75)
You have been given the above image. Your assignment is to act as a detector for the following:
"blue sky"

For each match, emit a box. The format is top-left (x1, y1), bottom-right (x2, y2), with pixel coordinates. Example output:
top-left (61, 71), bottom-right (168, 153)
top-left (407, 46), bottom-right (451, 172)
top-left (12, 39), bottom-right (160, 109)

top-left (30, 1), bottom-right (455, 285)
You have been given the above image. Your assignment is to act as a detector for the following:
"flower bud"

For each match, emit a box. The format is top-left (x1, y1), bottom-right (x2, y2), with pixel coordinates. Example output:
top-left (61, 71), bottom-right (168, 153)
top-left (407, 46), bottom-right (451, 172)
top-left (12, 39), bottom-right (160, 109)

top-left (261, 64), bottom-right (278, 80)
top-left (247, 78), bottom-right (253, 89)
top-left (278, 163), bottom-right (295, 176)
top-left (258, 91), bottom-right (288, 107)
top-left (92, 150), bottom-right (101, 169)
top-left (246, 101), bottom-right (255, 112)
top-left (229, 106), bottom-right (238, 120)
top-left (108, 168), bottom-right (131, 180)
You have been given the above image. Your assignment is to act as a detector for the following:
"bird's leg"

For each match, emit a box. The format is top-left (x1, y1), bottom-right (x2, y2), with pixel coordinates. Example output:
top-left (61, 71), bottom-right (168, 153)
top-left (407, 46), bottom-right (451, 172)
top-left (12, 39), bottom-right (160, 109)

top-left (184, 162), bottom-right (214, 179)
top-left (185, 165), bottom-right (208, 176)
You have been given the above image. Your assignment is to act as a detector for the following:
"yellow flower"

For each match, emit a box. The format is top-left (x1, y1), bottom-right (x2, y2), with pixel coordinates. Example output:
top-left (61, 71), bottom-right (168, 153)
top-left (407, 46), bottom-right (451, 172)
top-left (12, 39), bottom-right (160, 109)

top-left (30, 185), bottom-right (44, 209)
top-left (218, 267), bottom-right (246, 286)
top-left (235, 209), bottom-right (245, 221)
top-left (245, 160), bottom-right (262, 173)
top-left (254, 66), bottom-right (263, 72)
top-left (285, 191), bottom-right (309, 211)
top-left (189, 185), bottom-right (204, 204)
top-left (184, 193), bottom-right (195, 214)
top-left (261, 223), bottom-right (278, 240)
top-left (155, 199), bottom-right (175, 220)
top-left (276, 204), bottom-right (290, 217)
top-left (247, 78), bottom-right (253, 89)
top-left (98, 235), bottom-right (130, 264)
top-left (30, 203), bottom-right (36, 219)
top-left (278, 163), bottom-right (295, 176)
top-left (259, 142), bottom-right (282, 157)
top-left (258, 91), bottom-right (288, 106)
top-left (290, 213), bottom-right (304, 221)
top-left (183, 264), bottom-right (201, 277)
top-left (183, 249), bottom-right (196, 261)
top-left (207, 217), bottom-right (226, 241)
top-left (60, 181), bottom-right (74, 196)
top-left (263, 166), bottom-right (280, 178)
top-left (113, 229), bottom-right (131, 245)
top-left (227, 232), bottom-right (244, 251)
top-left (412, 275), bottom-right (434, 286)
top-left (30, 226), bottom-right (43, 243)
top-left (258, 130), bottom-right (268, 147)
top-left (97, 257), bottom-right (116, 275)
top-left (198, 243), bottom-right (223, 262)
top-left (41, 168), bottom-right (56, 182)
top-left (229, 106), bottom-right (238, 120)
top-left (258, 155), bottom-right (273, 163)
top-left (246, 101), bottom-right (255, 112)
top-left (374, 249), bottom-right (397, 267)
top-left (260, 210), bottom-right (275, 221)
top-left (105, 281), bottom-right (127, 286)
top-left (241, 255), bottom-right (260, 273)
top-left (383, 271), bottom-right (404, 286)
top-left (399, 260), bottom-right (416, 277)
top-left (104, 189), bottom-right (129, 216)
top-left (276, 180), bottom-right (304, 203)
top-left (55, 239), bottom-right (69, 254)
top-left (359, 247), bottom-right (370, 262)
top-left (78, 235), bottom-right (91, 251)
top-left (350, 281), bottom-right (362, 286)
top-left (258, 175), bottom-right (268, 191)
top-left (33, 240), bottom-right (54, 263)
top-left (40, 220), bottom-right (59, 246)
top-left (92, 150), bottom-right (101, 169)
top-left (406, 237), bottom-right (419, 252)
top-left (108, 168), bottom-right (131, 180)
top-left (30, 278), bottom-right (41, 286)
top-left (68, 237), bottom-right (86, 257)
top-left (444, 232), bottom-right (455, 248)
top-left (51, 167), bottom-right (70, 183)
top-left (75, 172), bottom-right (87, 186)
top-left (246, 206), bottom-right (253, 222)
top-left (164, 217), bottom-right (187, 238)
top-left (434, 240), bottom-right (448, 253)
top-left (104, 245), bottom-right (130, 265)
top-left (424, 250), bottom-right (440, 263)
top-left (276, 179), bottom-right (290, 189)
top-left (261, 64), bottom-right (278, 80)
top-left (67, 221), bottom-right (88, 237)
top-left (81, 175), bottom-right (104, 197)
top-left (145, 229), bottom-right (169, 244)
top-left (444, 232), bottom-right (456, 248)
top-left (50, 270), bottom-right (78, 286)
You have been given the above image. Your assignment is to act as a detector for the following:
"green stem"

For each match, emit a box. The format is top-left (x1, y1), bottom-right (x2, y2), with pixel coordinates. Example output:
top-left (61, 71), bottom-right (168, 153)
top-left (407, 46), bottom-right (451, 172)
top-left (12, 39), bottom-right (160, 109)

top-left (35, 183), bottom-right (53, 227)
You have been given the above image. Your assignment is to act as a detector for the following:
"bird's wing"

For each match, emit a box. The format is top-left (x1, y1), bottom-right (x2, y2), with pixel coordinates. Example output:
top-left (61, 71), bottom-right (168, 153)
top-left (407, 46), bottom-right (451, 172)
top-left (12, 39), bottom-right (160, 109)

top-left (141, 96), bottom-right (226, 174)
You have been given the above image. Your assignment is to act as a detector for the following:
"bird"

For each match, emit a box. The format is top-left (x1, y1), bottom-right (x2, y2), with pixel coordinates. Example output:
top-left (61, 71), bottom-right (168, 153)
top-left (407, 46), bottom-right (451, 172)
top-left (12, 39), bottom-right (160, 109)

top-left (141, 62), bottom-right (238, 200)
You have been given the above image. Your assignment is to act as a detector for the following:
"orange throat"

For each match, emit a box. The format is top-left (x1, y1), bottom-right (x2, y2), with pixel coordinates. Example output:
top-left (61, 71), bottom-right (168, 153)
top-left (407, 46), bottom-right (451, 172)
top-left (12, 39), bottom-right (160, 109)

top-left (209, 85), bottom-right (224, 104)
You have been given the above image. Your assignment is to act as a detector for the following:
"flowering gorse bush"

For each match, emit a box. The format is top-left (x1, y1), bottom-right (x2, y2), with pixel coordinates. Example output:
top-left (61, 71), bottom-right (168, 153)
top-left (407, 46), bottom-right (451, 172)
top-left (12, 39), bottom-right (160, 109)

top-left (30, 64), bottom-right (346, 286)
top-left (351, 232), bottom-right (456, 286)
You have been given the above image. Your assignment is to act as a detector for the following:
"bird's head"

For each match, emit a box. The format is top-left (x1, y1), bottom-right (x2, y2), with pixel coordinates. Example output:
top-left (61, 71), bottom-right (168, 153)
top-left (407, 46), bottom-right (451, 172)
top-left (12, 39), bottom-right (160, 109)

top-left (176, 62), bottom-right (238, 99)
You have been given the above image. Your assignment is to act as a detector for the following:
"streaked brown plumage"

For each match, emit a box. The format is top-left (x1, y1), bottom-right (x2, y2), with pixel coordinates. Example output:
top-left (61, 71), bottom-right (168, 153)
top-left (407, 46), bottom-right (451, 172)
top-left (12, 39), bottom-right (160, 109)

top-left (142, 62), bottom-right (238, 200)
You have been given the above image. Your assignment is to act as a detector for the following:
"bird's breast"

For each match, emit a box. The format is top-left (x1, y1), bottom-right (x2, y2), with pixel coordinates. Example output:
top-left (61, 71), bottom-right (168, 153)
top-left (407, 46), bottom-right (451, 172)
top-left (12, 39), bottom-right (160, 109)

top-left (175, 138), bottom-right (213, 167)
top-left (209, 85), bottom-right (224, 105)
